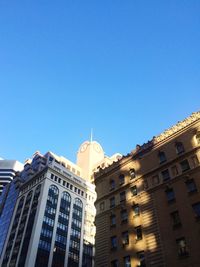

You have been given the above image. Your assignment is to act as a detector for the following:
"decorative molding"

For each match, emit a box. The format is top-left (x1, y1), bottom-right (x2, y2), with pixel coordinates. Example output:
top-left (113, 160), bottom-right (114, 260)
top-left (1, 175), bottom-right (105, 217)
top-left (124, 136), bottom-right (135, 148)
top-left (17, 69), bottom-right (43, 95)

top-left (94, 111), bottom-right (200, 179)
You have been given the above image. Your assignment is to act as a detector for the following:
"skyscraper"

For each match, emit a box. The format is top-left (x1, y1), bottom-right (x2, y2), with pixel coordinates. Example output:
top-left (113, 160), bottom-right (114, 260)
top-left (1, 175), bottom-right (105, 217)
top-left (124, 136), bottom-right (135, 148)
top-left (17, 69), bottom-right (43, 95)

top-left (0, 160), bottom-right (24, 257)
top-left (0, 151), bottom-right (95, 267)
top-left (0, 159), bottom-right (23, 195)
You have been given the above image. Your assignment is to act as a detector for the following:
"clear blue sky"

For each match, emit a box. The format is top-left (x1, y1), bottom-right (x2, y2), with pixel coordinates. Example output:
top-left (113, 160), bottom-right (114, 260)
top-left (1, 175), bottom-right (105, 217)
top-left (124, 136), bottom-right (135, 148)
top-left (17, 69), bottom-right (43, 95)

top-left (0, 0), bottom-right (199, 163)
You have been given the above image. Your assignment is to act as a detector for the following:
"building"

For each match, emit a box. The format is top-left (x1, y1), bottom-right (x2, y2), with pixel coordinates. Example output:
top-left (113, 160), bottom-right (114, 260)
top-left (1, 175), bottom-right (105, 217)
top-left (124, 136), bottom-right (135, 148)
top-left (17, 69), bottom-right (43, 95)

top-left (0, 159), bottom-right (23, 195)
top-left (0, 150), bottom-right (95, 267)
top-left (0, 137), bottom-right (120, 267)
top-left (94, 111), bottom-right (200, 267)
top-left (0, 174), bottom-right (23, 257)
top-left (77, 140), bottom-right (122, 183)
top-left (0, 159), bottom-right (24, 256)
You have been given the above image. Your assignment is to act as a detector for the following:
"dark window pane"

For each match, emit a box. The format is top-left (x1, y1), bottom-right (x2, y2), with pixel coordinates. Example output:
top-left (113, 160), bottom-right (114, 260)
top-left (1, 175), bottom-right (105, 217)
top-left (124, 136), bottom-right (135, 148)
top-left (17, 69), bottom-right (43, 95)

top-left (180, 160), bottom-right (190, 172)
top-left (186, 179), bottom-right (197, 193)
top-left (192, 202), bottom-right (200, 218)
top-left (166, 188), bottom-right (175, 203)
top-left (161, 169), bottom-right (170, 182)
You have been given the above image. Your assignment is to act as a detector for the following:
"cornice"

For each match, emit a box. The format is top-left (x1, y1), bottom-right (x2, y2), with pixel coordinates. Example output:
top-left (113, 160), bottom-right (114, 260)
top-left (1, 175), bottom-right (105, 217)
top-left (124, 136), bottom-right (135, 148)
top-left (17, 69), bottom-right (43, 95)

top-left (94, 111), bottom-right (200, 180)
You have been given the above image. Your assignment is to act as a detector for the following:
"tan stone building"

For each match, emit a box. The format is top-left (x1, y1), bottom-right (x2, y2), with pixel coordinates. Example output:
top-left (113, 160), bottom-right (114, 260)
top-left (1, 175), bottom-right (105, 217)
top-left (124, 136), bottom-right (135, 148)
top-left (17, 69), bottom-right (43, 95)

top-left (94, 111), bottom-right (200, 267)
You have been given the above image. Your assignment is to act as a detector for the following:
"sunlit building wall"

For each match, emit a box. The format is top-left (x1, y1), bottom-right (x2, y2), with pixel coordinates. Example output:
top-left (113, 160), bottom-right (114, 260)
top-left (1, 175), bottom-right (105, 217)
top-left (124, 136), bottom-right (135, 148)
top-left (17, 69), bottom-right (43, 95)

top-left (94, 111), bottom-right (200, 267)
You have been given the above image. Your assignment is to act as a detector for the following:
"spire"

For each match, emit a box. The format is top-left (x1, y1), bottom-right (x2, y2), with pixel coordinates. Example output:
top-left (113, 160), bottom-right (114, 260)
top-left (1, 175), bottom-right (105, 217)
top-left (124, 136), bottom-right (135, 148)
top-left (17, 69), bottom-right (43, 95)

top-left (90, 128), bottom-right (93, 143)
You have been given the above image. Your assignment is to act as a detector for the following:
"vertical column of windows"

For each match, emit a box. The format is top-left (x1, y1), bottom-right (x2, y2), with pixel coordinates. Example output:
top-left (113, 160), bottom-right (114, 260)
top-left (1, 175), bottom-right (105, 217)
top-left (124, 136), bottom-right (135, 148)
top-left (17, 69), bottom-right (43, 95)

top-left (52, 192), bottom-right (71, 267)
top-left (2, 197), bottom-right (25, 267)
top-left (9, 191), bottom-right (33, 267)
top-left (68, 198), bottom-right (83, 267)
top-left (18, 184), bottom-right (42, 267)
top-left (35, 185), bottom-right (59, 267)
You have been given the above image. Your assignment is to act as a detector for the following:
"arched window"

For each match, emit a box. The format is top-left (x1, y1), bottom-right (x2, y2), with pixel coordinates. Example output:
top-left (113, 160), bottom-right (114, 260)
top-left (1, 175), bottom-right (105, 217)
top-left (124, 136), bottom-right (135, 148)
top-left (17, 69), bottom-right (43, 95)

top-left (175, 142), bottom-right (185, 154)
top-left (196, 132), bottom-right (200, 144)
top-left (129, 169), bottom-right (136, 179)
top-left (61, 191), bottom-right (71, 202)
top-left (74, 198), bottom-right (83, 208)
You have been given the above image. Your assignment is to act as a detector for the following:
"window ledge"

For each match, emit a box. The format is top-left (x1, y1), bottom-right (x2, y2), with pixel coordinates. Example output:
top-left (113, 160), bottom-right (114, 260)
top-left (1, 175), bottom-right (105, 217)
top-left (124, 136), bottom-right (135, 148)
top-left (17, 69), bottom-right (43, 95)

top-left (195, 216), bottom-right (200, 222)
top-left (188, 190), bottom-right (198, 196)
top-left (167, 199), bottom-right (176, 205)
top-left (121, 219), bottom-right (128, 224)
top-left (178, 253), bottom-right (189, 259)
top-left (173, 223), bottom-right (182, 230)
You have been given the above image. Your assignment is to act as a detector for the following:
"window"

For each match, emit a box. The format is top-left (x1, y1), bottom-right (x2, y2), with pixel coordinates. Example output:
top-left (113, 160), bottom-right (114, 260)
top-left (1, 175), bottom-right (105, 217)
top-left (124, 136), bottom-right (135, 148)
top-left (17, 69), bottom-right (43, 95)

top-left (122, 231), bottom-right (129, 246)
top-left (171, 165), bottom-right (178, 176)
top-left (166, 188), bottom-right (175, 203)
top-left (131, 185), bottom-right (137, 196)
top-left (121, 209), bottom-right (128, 223)
top-left (135, 226), bottom-right (142, 241)
top-left (158, 151), bottom-right (166, 163)
top-left (191, 155), bottom-right (199, 167)
top-left (180, 160), bottom-right (190, 172)
top-left (196, 132), bottom-right (200, 144)
top-left (185, 179), bottom-right (197, 193)
top-left (100, 202), bottom-right (105, 211)
top-left (119, 174), bottom-right (125, 185)
top-left (129, 169), bottom-right (136, 179)
top-left (110, 215), bottom-right (116, 227)
top-left (143, 179), bottom-right (148, 189)
top-left (120, 191), bottom-right (126, 202)
top-left (137, 251), bottom-right (146, 267)
top-left (152, 175), bottom-right (159, 186)
top-left (110, 197), bottom-right (115, 208)
top-left (133, 204), bottom-right (140, 216)
top-left (171, 211), bottom-right (181, 228)
top-left (111, 236), bottom-right (117, 250)
top-left (111, 260), bottom-right (119, 267)
top-left (110, 180), bottom-right (115, 191)
top-left (123, 256), bottom-right (131, 267)
top-left (176, 237), bottom-right (189, 257)
top-left (175, 142), bottom-right (185, 154)
top-left (192, 202), bottom-right (200, 218)
top-left (161, 169), bottom-right (170, 182)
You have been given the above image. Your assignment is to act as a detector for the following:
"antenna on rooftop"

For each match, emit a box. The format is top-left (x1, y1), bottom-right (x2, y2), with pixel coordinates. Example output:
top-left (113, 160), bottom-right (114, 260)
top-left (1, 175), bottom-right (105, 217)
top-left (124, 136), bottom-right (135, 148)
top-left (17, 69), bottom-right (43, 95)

top-left (90, 128), bottom-right (93, 142)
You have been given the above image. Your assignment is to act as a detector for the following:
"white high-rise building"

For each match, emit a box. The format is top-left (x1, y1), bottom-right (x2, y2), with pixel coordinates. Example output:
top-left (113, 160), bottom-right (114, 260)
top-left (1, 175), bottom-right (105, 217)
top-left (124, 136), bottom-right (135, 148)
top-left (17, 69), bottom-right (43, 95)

top-left (0, 160), bottom-right (23, 195)
top-left (0, 140), bottom-right (121, 267)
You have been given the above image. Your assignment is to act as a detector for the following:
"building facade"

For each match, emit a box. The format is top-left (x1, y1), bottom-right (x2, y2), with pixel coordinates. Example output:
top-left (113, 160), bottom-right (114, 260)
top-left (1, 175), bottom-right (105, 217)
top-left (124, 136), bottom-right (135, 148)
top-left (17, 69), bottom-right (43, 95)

top-left (94, 111), bottom-right (200, 267)
top-left (0, 160), bottom-right (24, 257)
top-left (0, 160), bottom-right (23, 195)
top-left (0, 150), bottom-right (97, 267)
